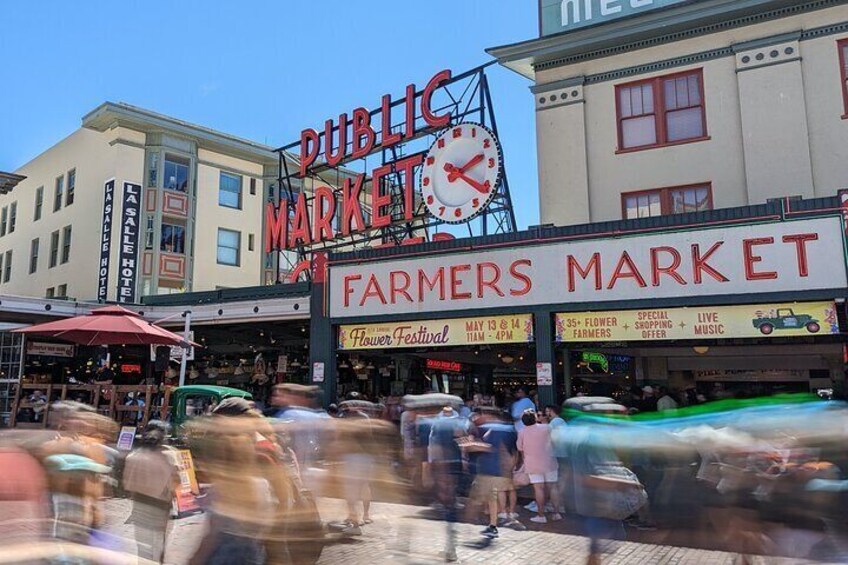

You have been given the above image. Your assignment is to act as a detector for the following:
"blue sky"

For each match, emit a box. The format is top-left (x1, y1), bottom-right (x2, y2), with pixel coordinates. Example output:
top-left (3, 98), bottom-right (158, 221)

top-left (0, 1), bottom-right (540, 229)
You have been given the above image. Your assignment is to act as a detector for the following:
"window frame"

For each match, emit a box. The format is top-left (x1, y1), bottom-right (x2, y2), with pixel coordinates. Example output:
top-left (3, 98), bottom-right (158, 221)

top-left (61, 225), bottom-right (72, 264)
top-left (34, 186), bottom-right (43, 221)
top-left (615, 68), bottom-right (709, 153)
top-left (54, 175), bottom-right (64, 212)
top-left (57, 284), bottom-right (67, 298)
top-left (621, 183), bottom-right (714, 220)
top-left (66, 169), bottom-right (75, 206)
top-left (9, 202), bottom-right (16, 234)
top-left (3, 250), bottom-right (12, 283)
top-left (839, 39), bottom-right (848, 119)
top-left (0, 207), bottom-right (7, 237)
top-left (216, 228), bottom-right (241, 267)
top-left (29, 238), bottom-right (39, 275)
top-left (163, 155), bottom-right (190, 192)
top-left (218, 171), bottom-right (243, 209)
top-left (160, 223), bottom-right (186, 254)
top-left (49, 230), bottom-right (59, 268)
top-left (45, 287), bottom-right (54, 298)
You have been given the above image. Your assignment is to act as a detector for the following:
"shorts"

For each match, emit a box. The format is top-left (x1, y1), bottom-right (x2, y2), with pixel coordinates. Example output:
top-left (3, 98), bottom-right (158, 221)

top-left (528, 470), bottom-right (558, 484)
top-left (470, 474), bottom-right (514, 502)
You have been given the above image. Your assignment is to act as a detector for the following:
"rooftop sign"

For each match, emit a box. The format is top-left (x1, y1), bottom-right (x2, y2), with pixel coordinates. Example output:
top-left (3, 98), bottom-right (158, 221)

top-left (540, 0), bottom-right (692, 37)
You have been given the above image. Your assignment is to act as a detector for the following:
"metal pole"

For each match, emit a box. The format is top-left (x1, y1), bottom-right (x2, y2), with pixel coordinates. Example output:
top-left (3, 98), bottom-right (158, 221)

top-left (178, 310), bottom-right (191, 387)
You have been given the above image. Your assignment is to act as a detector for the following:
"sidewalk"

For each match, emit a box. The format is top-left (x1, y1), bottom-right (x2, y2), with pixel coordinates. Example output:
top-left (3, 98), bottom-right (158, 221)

top-left (102, 498), bottom-right (839, 564)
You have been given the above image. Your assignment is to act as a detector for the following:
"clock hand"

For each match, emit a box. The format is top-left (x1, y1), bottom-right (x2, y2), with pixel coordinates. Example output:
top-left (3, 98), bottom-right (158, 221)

top-left (443, 163), bottom-right (488, 193)
top-left (444, 154), bottom-right (485, 183)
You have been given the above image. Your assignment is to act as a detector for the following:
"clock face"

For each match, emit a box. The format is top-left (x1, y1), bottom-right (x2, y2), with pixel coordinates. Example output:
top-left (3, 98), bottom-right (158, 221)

top-left (420, 122), bottom-right (502, 224)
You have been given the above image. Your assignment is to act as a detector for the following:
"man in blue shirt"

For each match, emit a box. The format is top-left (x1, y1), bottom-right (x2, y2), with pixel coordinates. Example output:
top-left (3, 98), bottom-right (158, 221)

top-left (510, 386), bottom-right (536, 432)
top-left (468, 408), bottom-right (518, 538)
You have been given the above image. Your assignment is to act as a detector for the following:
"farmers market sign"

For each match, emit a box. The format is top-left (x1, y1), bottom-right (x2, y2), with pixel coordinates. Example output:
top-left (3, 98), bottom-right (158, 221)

top-left (330, 216), bottom-right (847, 319)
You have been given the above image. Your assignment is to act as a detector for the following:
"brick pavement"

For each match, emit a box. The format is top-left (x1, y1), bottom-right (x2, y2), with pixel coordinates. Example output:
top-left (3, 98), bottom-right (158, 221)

top-left (100, 498), bottom-right (838, 564)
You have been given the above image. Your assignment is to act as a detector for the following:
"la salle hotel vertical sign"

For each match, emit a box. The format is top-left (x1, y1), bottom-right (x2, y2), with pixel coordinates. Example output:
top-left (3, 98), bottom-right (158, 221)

top-left (97, 179), bottom-right (115, 301)
top-left (117, 182), bottom-right (141, 303)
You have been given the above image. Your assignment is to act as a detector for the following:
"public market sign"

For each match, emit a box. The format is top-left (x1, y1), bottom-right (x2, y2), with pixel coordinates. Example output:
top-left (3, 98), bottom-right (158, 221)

top-left (540, 0), bottom-right (692, 37)
top-left (265, 70), bottom-right (454, 252)
top-left (329, 217), bottom-right (847, 318)
top-left (555, 301), bottom-right (839, 342)
top-left (338, 314), bottom-right (534, 350)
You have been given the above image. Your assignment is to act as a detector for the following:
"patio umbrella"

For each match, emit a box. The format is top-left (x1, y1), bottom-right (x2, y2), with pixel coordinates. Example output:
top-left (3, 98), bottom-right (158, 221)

top-left (14, 305), bottom-right (195, 347)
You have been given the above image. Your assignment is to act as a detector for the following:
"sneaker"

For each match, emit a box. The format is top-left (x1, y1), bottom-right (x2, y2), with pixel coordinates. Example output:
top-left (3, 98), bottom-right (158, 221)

top-left (545, 503), bottom-right (556, 512)
top-left (508, 512), bottom-right (520, 520)
top-left (550, 513), bottom-right (563, 522)
top-left (524, 501), bottom-right (538, 512)
top-left (497, 512), bottom-right (509, 520)
top-left (529, 515), bottom-right (548, 524)
top-left (481, 525), bottom-right (499, 538)
top-left (504, 518), bottom-right (526, 531)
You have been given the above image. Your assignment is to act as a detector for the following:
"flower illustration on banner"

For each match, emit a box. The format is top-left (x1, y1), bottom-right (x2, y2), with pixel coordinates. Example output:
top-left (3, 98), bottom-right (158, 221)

top-left (338, 328), bottom-right (347, 349)
top-left (824, 306), bottom-right (839, 334)
top-left (525, 317), bottom-right (534, 342)
top-left (555, 317), bottom-right (566, 342)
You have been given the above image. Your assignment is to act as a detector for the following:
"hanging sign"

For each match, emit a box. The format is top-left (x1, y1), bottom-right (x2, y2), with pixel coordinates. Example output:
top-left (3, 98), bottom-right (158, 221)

top-left (330, 216), bottom-right (847, 319)
top-left (117, 182), bottom-right (141, 303)
top-left (97, 179), bottom-right (115, 301)
top-left (312, 362), bottom-right (325, 383)
top-left (338, 314), bottom-right (534, 350)
top-left (555, 301), bottom-right (839, 342)
top-left (26, 341), bottom-right (75, 358)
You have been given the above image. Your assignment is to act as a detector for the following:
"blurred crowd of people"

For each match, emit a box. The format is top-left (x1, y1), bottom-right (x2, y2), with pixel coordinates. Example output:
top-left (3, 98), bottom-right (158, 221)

top-left (3, 383), bottom-right (848, 565)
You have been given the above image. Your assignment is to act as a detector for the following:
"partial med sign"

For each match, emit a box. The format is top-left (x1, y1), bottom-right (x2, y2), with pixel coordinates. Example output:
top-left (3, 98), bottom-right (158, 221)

top-left (330, 216), bottom-right (847, 319)
top-left (338, 314), bottom-right (534, 351)
top-left (540, 0), bottom-right (692, 37)
top-left (555, 301), bottom-right (840, 342)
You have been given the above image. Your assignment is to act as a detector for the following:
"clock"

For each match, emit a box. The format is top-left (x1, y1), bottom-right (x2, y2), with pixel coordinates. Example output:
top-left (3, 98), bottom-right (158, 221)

top-left (420, 122), bottom-right (502, 224)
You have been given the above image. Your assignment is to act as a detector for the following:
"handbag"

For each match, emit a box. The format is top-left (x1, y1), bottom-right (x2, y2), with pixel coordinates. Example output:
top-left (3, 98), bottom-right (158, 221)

top-left (582, 463), bottom-right (647, 520)
top-left (513, 465), bottom-right (530, 487)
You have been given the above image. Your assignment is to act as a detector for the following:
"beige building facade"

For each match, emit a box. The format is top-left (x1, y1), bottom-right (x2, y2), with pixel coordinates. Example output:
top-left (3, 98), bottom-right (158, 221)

top-left (490, 0), bottom-right (848, 226)
top-left (0, 103), bottom-right (290, 302)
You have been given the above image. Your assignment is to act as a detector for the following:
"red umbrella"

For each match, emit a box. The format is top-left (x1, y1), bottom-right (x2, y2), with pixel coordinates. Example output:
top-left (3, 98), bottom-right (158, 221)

top-left (14, 305), bottom-right (195, 347)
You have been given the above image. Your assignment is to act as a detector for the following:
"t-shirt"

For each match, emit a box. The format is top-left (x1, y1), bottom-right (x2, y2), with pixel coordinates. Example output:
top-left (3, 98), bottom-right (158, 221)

top-left (511, 397), bottom-right (536, 432)
top-left (517, 423), bottom-right (557, 475)
top-left (477, 422), bottom-right (517, 477)
top-left (428, 415), bottom-right (468, 463)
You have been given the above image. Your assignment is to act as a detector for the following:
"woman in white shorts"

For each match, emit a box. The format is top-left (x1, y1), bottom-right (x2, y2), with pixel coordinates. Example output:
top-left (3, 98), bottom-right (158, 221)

top-left (517, 410), bottom-right (561, 524)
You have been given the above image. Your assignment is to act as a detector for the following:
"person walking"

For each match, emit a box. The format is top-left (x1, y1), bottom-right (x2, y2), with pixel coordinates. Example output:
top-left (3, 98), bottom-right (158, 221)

top-left (516, 410), bottom-right (561, 524)
top-left (428, 405), bottom-right (468, 562)
top-left (123, 420), bottom-right (177, 564)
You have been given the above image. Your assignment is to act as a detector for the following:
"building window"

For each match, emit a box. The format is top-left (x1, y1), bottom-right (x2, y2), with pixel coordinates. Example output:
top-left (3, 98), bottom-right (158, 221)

top-left (54, 175), bottom-right (64, 212)
top-left (145, 216), bottom-right (155, 250)
top-left (616, 69), bottom-right (706, 151)
top-left (57, 284), bottom-right (67, 298)
top-left (164, 155), bottom-right (189, 192)
top-left (217, 228), bottom-right (240, 266)
top-left (66, 169), bottom-right (75, 206)
top-left (0, 207), bottom-right (7, 237)
top-left (29, 238), bottom-right (38, 274)
top-left (219, 172), bottom-right (242, 209)
top-left (9, 202), bottom-right (16, 234)
top-left (4, 250), bottom-right (12, 283)
top-left (61, 226), bottom-right (72, 264)
top-left (622, 184), bottom-right (713, 219)
top-left (840, 39), bottom-right (848, 117)
top-left (45, 287), bottom-right (54, 298)
top-left (161, 224), bottom-right (185, 254)
top-left (49, 230), bottom-right (59, 268)
top-left (250, 178), bottom-right (256, 196)
top-left (248, 233), bottom-right (255, 252)
top-left (34, 186), bottom-right (43, 221)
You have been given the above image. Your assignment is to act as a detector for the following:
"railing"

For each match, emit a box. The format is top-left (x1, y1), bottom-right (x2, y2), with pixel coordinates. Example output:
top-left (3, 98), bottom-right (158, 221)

top-left (9, 383), bottom-right (161, 428)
